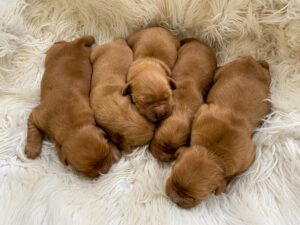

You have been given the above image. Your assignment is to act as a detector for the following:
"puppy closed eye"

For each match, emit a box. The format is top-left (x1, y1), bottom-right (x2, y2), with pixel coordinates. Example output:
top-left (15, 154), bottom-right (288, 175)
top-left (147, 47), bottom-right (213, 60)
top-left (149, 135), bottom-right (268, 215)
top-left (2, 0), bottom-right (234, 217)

top-left (143, 98), bottom-right (153, 105)
top-left (144, 101), bottom-right (152, 106)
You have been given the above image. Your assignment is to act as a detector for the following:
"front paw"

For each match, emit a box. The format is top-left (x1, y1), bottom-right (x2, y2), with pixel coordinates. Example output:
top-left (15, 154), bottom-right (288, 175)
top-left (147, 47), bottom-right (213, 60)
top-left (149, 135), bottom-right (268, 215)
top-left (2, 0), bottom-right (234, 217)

top-left (25, 147), bottom-right (41, 159)
top-left (112, 148), bottom-right (121, 163)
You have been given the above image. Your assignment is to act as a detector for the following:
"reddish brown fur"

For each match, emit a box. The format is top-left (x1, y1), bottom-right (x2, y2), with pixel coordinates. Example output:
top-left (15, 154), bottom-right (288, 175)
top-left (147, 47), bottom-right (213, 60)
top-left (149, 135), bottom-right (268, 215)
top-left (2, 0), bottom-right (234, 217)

top-left (167, 56), bottom-right (271, 208)
top-left (123, 27), bottom-right (180, 122)
top-left (90, 39), bottom-right (155, 153)
top-left (150, 39), bottom-right (217, 161)
top-left (24, 36), bottom-right (120, 178)
top-left (128, 27), bottom-right (180, 69)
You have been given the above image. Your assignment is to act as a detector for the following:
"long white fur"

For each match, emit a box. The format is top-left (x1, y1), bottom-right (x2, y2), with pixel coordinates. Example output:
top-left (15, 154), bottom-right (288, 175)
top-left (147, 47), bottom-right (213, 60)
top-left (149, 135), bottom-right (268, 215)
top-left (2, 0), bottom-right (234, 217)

top-left (1, 0), bottom-right (300, 224)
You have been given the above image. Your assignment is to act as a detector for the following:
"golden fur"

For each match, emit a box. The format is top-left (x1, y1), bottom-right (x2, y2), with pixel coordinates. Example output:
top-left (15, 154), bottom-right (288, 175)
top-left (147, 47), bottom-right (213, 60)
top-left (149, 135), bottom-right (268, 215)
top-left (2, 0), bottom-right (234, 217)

top-left (167, 56), bottom-right (271, 208)
top-left (150, 38), bottom-right (217, 161)
top-left (24, 36), bottom-right (120, 178)
top-left (90, 39), bottom-right (154, 153)
top-left (123, 27), bottom-right (180, 122)
top-left (128, 27), bottom-right (180, 68)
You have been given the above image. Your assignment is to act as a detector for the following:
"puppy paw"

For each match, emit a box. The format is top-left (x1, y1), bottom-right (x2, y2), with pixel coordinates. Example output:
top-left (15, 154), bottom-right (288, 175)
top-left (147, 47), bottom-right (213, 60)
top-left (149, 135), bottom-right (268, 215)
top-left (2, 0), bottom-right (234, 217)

top-left (25, 147), bottom-right (41, 159)
top-left (112, 148), bottom-right (121, 163)
top-left (108, 142), bottom-right (121, 163)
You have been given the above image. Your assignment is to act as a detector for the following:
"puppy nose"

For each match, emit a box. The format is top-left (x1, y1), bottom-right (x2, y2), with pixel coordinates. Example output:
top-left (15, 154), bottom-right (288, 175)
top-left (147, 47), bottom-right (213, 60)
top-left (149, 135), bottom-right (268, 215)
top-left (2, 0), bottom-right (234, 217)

top-left (153, 105), bottom-right (167, 120)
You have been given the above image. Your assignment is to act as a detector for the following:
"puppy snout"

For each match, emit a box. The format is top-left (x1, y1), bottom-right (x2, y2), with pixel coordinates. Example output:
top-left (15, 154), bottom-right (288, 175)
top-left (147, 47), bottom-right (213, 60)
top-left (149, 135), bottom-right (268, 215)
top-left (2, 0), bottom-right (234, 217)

top-left (153, 105), bottom-right (168, 120)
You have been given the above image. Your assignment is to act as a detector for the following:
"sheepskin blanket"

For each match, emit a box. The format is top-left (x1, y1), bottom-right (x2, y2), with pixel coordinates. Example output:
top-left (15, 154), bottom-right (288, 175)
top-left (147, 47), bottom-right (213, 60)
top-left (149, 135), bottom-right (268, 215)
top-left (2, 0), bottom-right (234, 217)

top-left (1, 0), bottom-right (300, 224)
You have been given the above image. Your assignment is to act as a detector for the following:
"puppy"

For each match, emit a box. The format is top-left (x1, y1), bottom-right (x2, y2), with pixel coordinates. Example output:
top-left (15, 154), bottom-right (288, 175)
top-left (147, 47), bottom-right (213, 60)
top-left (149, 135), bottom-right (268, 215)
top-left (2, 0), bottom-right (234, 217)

top-left (122, 27), bottom-right (180, 122)
top-left (90, 39), bottom-right (154, 153)
top-left (150, 38), bottom-right (217, 161)
top-left (166, 56), bottom-right (271, 208)
top-left (24, 36), bottom-right (120, 178)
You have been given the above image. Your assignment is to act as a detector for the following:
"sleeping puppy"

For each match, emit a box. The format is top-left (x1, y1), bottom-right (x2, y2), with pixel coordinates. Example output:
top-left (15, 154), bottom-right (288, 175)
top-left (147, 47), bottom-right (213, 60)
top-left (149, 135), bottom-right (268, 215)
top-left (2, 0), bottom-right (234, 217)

top-left (24, 36), bottom-right (120, 178)
top-left (90, 39), bottom-right (154, 153)
top-left (122, 27), bottom-right (180, 122)
top-left (166, 56), bottom-right (271, 208)
top-left (150, 38), bottom-right (217, 161)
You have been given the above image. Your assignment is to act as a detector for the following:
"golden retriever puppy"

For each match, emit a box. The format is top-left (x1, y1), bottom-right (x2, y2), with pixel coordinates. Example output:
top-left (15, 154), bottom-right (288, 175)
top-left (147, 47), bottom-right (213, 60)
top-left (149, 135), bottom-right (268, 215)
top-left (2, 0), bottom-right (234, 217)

top-left (166, 56), bottom-right (271, 208)
top-left (90, 39), bottom-right (154, 153)
top-left (150, 38), bottom-right (217, 161)
top-left (122, 27), bottom-right (180, 122)
top-left (24, 36), bottom-right (120, 178)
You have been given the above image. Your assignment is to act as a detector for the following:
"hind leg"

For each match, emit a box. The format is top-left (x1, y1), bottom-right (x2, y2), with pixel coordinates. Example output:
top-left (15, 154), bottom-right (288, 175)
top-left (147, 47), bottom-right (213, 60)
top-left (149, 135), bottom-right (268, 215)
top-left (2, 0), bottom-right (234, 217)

top-left (24, 110), bottom-right (43, 159)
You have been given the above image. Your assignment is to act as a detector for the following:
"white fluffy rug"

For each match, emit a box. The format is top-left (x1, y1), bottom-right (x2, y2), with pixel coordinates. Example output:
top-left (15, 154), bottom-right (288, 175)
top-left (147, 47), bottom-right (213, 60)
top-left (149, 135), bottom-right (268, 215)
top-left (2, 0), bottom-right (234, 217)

top-left (1, 0), bottom-right (300, 224)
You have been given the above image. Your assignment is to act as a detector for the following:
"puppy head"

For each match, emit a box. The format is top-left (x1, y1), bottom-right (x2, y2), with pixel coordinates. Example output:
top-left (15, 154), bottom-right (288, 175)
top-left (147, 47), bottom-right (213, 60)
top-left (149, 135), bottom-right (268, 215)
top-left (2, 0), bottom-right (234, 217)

top-left (150, 117), bottom-right (190, 162)
top-left (123, 64), bottom-right (176, 122)
top-left (166, 146), bottom-right (226, 208)
top-left (61, 126), bottom-right (120, 178)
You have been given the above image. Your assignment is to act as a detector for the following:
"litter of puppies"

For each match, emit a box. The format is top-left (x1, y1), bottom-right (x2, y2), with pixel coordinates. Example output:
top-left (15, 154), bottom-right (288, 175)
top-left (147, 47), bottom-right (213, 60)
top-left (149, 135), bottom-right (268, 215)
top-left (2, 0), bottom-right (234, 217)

top-left (24, 27), bottom-right (271, 208)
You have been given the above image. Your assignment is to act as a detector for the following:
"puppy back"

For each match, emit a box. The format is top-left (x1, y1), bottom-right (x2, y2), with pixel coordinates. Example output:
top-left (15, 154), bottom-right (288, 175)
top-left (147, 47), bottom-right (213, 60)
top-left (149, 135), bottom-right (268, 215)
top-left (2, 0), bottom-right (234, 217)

top-left (91, 39), bottom-right (132, 63)
top-left (128, 27), bottom-right (179, 68)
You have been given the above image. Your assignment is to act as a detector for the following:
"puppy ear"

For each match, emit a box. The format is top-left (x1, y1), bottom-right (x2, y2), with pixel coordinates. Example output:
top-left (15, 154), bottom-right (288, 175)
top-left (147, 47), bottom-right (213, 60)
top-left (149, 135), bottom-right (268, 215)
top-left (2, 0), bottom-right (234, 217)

top-left (215, 178), bottom-right (226, 195)
top-left (122, 83), bottom-right (131, 96)
top-left (168, 78), bottom-right (177, 90)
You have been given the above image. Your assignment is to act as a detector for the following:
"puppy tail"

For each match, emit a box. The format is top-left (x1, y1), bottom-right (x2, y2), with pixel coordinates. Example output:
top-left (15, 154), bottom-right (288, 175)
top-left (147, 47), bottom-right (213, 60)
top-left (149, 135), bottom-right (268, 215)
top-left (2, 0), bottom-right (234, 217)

top-left (257, 60), bottom-right (269, 70)
top-left (76, 35), bottom-right (95, 47)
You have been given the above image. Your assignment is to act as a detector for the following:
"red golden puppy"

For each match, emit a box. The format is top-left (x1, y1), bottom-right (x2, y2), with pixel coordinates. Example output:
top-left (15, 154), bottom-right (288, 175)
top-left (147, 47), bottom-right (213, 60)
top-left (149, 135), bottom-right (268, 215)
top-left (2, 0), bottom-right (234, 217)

top-left (90, 39), bottom-right (154, 152)
top-left (122, 27), bottom-right (180, 122)
top-left (166, 56), bottom-right (271, 208)
top-left (24, 36), bottom-right (120, 178)
top-left (150, 38), bottom-right (217, 161)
